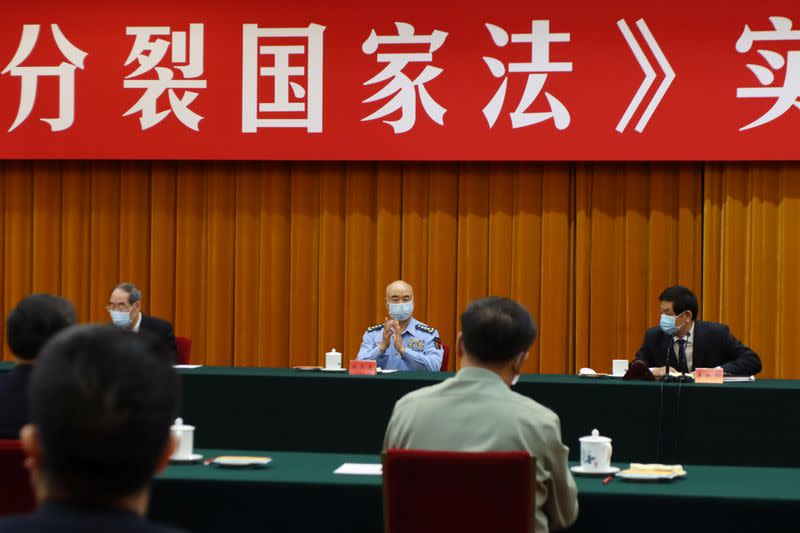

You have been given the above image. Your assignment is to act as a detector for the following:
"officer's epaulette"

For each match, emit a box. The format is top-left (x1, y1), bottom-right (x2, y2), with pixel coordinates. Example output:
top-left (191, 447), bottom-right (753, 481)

top-left (367, 323), bottom-right (384, 332)
top-left (415, 323), bottom-right (434, 334)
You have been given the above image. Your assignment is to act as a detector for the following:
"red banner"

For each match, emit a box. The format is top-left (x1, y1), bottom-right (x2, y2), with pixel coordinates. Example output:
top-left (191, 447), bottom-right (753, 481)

top-left (0, 0), bottom-right (798, 160)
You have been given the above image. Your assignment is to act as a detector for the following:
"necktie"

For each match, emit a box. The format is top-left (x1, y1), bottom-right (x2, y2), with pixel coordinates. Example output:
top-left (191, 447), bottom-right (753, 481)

top-left (676, 338), bottom-right (688, 373)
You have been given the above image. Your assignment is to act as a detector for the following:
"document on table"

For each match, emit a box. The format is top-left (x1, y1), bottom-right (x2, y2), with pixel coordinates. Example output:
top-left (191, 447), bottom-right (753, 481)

top-left (334, 463), bottom-right (383, 475)
top-left (723, 375), bottom-right (755, 382)
top-left (174, 365), bottom-right (203, 369)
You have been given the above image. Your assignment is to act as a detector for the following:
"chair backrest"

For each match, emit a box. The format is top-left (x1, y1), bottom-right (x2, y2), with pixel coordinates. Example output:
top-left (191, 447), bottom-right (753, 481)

top-left (0, 439), bottom-right (36, 516)
top-left (382, 449), bottom-right (534, 533)
top-left (439, 343), bottom-right (450, 371)
top-left (175, 336), bottom-right (192, 365)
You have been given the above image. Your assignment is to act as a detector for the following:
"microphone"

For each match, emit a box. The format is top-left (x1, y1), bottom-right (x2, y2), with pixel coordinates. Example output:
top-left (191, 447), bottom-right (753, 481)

top-left (661, 336), bottom-right (677, 382)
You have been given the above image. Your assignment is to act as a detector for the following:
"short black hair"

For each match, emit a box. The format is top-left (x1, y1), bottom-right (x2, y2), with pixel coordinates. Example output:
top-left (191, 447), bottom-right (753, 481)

top-left (111, 282), bottom-right (142, 305)
top-left (30, 324), bottom-right (180, 503)
top-left (659, 285), bottom-right (698, 320)
top-left (6, 294), bottom-right (77, 361)
top-left (460, 297), bottom-right (538, 363)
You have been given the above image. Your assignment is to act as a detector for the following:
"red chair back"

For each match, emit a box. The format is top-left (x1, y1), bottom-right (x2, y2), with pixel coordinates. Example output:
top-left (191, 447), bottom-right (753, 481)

top-left (0, 439), bottom-right (36, 516)
top-left (175, 336), bottom-right (192, 365)
top-left (439, 343), bottom-right (450, 371)
top-left (382, 449), bottom-right (534, 533)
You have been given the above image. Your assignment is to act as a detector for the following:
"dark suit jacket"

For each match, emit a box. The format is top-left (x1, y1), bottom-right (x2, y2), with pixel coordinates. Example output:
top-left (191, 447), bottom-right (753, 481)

top-left (139, 314), bottom-right (177, 363)
top-left (0, 364), bottom-right (33, 439)
top-left (635, 320), bottom-right (762, 376)
top-left (0, 502), bottom-right (186, 533)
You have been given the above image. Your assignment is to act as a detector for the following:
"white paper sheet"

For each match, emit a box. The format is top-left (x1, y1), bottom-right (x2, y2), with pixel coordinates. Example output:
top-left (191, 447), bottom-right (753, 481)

top-left (173, 364), bottom-right (203, 369)
top-left (334, 463), bottom-right (383, 475)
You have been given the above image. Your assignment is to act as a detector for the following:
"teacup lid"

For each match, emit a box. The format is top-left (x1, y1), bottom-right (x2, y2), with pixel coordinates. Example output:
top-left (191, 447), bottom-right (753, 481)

top-left (579, 428), bottom-right (611, 443)
top-left (326, 347), bottom-right (341, 355)
top-left (172, 417), bottom-right (194, 431)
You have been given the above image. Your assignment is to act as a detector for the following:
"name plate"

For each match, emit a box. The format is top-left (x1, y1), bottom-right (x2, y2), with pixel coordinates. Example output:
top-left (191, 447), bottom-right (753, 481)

top-left (349, 360), bottom-right (377, 375)
top-left (695, 367), bottom-right (724, 384)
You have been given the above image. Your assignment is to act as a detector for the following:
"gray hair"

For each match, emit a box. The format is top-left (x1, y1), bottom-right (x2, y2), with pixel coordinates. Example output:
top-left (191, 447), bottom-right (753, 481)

top-left (112, 282), bottom-right (142, 305)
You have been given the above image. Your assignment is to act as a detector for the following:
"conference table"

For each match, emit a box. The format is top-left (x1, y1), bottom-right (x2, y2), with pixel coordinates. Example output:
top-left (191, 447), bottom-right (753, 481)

top-left (171, 367), bottom-right (799, 466)
top-left (3, 363), bottom-right (799, 466)
top-left (150, 448), bottom-right (800, 533)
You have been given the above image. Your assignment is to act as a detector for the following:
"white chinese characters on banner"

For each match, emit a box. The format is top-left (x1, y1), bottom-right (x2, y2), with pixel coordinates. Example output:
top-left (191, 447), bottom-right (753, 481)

top-left (242, 23), bottom-right (326, 133)
top-left (123, 24), bottom-right (206, 131)
top-left (483, 20), bottom-right (572, 130)
top-left (736, 16), bottom-right (800, 131)
top-left (361, 22), bottom-right (448, 134)
top-left (2, 24), bottom-right (87, 132)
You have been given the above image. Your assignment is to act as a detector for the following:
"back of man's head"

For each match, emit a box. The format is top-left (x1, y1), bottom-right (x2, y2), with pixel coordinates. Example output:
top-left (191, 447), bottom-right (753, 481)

top-left (460, 297), bottom-right (538, 363)
top-left (7, 294), bottom-right (76, 361)
top-left (30, 324), bottom-right (180, 504)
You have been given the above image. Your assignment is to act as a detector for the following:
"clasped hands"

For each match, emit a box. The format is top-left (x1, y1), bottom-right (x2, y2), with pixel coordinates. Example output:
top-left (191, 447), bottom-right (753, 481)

top-left (378, 318), bottom-right (406, 354)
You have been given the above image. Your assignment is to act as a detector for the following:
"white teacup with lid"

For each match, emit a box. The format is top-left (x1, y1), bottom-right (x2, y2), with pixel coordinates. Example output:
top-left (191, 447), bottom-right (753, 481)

top-left (170, 418), bottom-right (195, 460)
top-left (579, 429), bottom-right (613, 472)
top-left (325, 348), bottom-right (342, 369)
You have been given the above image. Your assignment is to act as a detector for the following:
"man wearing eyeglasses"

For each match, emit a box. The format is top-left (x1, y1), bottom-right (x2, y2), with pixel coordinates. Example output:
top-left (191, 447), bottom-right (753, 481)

top-left (356, 280), bottom-right (443, 371)
top-left (107, 282), bottom-right (177, 362)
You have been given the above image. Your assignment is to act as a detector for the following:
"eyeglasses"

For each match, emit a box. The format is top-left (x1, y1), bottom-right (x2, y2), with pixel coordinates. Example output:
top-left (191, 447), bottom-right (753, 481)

top-left (107, 302), bottom-right (134, 312)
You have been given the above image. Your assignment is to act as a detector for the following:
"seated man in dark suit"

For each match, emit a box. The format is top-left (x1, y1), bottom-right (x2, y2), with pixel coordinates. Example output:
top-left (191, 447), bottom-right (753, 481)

top-left (635, 285), bottom-right (762, 376)
top-left (0, 325), bottom-right (185, 533)
top-left (0, 294), bottom-right (76, 439)
top-left (108, 282), bottom-right (177, 361)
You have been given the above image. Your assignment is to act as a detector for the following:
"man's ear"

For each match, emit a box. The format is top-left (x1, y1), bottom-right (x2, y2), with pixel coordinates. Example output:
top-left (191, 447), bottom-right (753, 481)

top-left (455, 332), bottom-right (464, 360)
top-left (154, 432), bottom-right (178, 474)
top-left (20, 424), bottom-right (41, 466)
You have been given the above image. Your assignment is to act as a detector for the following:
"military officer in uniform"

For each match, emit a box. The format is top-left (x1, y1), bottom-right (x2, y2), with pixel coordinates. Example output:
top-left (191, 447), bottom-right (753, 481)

top-left (356, 280), bottom-right (443, 371)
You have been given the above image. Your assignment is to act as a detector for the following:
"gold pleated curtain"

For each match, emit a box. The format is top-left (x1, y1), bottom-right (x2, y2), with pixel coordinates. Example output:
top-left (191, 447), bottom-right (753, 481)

top-left (1, 160), bottom-right (797, 378)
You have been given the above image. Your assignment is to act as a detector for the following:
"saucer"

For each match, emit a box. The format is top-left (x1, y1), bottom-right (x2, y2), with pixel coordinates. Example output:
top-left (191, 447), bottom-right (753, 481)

top-left (169, 453), bottom-right (203, 464)
top-left (570, 465), bottom-right (621, 476)
top-left (320, 367), bottom-right (347, 372)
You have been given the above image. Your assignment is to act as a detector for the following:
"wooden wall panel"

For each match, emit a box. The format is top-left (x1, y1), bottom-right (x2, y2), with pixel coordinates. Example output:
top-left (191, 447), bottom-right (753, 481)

top-left (1, 160), bottom-right (798, 378)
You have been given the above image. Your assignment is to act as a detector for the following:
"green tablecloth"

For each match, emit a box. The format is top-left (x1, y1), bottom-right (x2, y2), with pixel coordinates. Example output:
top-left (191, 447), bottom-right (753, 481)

top-left (175, 367), bottom-right (800, 466)
top-left (4, 363), bottom-right (799, 465)
top-left (150, 448), bottom-right (800, 533)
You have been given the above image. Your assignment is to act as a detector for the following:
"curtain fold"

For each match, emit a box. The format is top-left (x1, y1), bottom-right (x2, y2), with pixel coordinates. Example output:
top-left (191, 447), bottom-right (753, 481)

top-left (0, 161), bottom-right (795, 378)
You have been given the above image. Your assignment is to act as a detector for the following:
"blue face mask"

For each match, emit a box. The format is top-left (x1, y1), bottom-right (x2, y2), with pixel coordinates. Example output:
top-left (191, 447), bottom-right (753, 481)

top-left (109, 309), bottom-right (132, 328)
top-left (660, 313), bottom-right (687, 336)
top-left (388, 301), bottom-right (414, 321)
